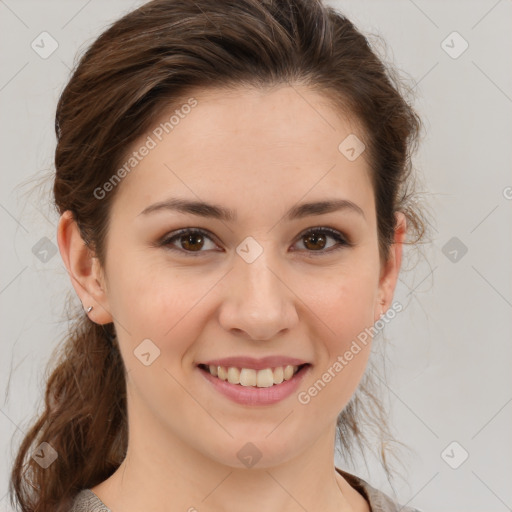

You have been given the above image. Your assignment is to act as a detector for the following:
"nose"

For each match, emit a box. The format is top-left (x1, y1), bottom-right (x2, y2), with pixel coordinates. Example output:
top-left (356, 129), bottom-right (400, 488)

top-left (218, 249), bottom-right (299, 342)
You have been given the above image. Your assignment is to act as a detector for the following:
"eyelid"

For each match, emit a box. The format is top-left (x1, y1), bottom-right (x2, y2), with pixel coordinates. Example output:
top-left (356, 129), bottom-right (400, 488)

top-left (159, 225), bottom-right (352, 255)
top-left (158, 227), bottom-right (220, 256)
top-left (292, 226), bottom-right (353, 257)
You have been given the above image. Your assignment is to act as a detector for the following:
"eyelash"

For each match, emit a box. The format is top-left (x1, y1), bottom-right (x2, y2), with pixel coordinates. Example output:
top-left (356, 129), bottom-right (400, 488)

top-left (159, 226), bottom-right (352, 257)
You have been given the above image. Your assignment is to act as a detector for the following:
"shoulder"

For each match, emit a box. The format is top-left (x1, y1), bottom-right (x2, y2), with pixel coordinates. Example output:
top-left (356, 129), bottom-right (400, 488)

top-left (335, 467), bottom-right (425, 512)
top-left (69, 473), bottom-right (426, 512)
top-left (69, 489), bottom-right (111, 512)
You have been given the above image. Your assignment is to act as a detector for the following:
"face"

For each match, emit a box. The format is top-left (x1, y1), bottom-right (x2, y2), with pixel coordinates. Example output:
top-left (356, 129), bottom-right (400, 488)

top-left (64, 85), bottom-right (404, 469)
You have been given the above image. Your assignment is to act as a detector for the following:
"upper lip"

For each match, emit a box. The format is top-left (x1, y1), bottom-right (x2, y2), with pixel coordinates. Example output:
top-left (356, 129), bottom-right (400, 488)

top-left (198, 356), bottom-right (309, 370)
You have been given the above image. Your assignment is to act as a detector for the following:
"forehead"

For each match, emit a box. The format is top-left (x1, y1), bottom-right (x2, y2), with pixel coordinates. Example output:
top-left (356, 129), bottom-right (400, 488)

top-left (110, 85), bottom-right (374, 222)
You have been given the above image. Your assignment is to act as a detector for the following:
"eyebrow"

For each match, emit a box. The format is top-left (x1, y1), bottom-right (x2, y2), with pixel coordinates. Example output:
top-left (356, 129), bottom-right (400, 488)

top-left (138, 197), bottom-right (365, 221)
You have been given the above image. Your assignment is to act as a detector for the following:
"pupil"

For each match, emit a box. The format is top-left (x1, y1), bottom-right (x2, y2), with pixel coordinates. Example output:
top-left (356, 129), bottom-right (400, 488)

top-left (182, 233), bottom-right (203, 251)
top-left (305, 232), bottom-right (325, 250)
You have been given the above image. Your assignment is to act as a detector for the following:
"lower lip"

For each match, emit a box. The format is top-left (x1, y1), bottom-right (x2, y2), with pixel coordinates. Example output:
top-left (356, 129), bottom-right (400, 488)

top-left (198, 365), bottom-right (310, 405)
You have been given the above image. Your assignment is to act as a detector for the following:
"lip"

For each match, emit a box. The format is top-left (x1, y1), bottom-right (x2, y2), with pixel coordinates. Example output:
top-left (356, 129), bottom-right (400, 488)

top-left (197, 363), bottom-right (311, 406)
top-left (198, 356), bottom-right (309, 370)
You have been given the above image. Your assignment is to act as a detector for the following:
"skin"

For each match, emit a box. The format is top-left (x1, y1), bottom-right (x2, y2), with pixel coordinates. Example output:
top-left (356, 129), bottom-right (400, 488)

top-left (58, 85), bottom-right (405, 512)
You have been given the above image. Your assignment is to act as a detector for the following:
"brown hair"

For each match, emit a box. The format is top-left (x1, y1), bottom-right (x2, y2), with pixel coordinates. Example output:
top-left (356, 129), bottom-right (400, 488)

top-left (10, 0), bottom-right (429, 510)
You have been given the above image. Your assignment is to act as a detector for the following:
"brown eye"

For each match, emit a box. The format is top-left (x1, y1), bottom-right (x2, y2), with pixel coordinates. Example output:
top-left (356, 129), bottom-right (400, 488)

top-left (160, 226), bottom-right (351, 257)
top-left (161, 228), bottom-right (218, 255)
top-left (295, 227), bottom-right (350, 255)
top-left (303, 231), bottom-right (327, 251)
top-left (180, 232), bottom-right (205, 251)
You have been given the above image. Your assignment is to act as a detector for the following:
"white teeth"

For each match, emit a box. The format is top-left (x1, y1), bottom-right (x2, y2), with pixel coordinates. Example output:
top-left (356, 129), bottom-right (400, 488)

top-left (239, 368), bottom-right (257, 386)
top-left (227, 367), bottom-right (240, 384)
top-left (283, 365), bottom-right (295, 380)
top-left (204, 364), bottom-right (302, 387)
top-left (217, 366), bottom-right (228, 381)
top-left (256, 368), bottom-right (274, 388)
top-left (273, 366), bottom-right (284, 384)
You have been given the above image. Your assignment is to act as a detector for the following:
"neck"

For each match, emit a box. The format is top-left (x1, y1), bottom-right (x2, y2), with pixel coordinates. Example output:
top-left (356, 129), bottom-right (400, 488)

top-left (91, 413), bottom-right (366, 512)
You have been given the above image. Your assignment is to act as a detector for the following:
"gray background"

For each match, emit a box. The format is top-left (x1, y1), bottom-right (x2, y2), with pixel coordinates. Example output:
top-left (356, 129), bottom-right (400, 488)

top-left (1, 1), bottom-right (511, 511)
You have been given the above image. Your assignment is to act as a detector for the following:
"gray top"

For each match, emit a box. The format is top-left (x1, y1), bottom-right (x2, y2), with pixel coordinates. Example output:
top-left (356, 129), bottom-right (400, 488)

top-left (69, 467), bottom-right (423, 512)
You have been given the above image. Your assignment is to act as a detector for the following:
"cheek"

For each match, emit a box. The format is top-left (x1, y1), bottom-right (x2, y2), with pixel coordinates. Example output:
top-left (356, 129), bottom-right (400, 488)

top-left (108, 245), bottom-right (181, 315)
top-left (295, 276), bottom-right (375, 414)
top-left (106, 253), bottom-right (210, 354)
top-left (292, 267), bottom-right (377, 412)
top-left (295, 263), bottom-right (378, 344)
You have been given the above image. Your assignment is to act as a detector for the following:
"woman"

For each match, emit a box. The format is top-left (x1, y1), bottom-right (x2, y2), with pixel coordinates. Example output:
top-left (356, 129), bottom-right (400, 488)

top-left (10, 0), bottom-right (428, 510)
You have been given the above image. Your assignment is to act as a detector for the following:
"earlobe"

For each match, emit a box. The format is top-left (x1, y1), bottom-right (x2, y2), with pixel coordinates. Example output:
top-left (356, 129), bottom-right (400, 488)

top-left (375, 212), bottom-right (407, 321)
top-left (56, 210), bottom-right (113, 325)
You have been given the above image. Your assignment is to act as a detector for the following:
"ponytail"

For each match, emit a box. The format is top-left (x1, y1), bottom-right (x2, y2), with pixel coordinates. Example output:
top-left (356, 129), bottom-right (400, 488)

top-left (9, 297), bottom-right (127, 511)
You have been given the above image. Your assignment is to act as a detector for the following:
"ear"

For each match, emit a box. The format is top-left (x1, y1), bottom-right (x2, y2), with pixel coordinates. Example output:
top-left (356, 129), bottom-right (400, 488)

top-left (374, 211), bottom-right (407, 323)
top-left (57, 210), bottom-right (113, 325)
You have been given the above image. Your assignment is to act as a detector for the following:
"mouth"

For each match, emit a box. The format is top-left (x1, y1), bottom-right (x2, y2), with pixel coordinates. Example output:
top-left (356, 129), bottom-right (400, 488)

top-left (197, 363), bottom-right (310, 388)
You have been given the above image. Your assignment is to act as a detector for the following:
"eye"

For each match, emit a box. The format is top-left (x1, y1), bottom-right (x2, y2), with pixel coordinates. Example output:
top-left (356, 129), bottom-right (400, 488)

top-left (159, 226), bottom-right (351, 257)
top-left (160, 228), bottom-right (218, 256)
top-left (292, 226), bottom-right (351, 256)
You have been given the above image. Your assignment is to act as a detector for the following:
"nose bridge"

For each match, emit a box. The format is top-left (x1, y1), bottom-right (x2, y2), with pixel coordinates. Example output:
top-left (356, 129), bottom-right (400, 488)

top-left (219, 241), bottom-right (298, 340)
top-left (240, 249), bottom-right (281, 306)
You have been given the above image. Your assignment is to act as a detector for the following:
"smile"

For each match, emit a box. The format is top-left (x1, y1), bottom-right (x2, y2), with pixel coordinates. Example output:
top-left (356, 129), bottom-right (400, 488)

top-left (197, 363), bottom-right (311, 405)
top-left (198, 363), bottom-right (306, 388)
